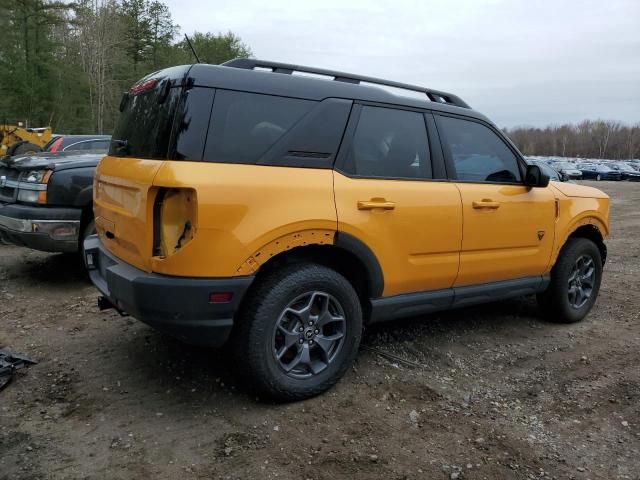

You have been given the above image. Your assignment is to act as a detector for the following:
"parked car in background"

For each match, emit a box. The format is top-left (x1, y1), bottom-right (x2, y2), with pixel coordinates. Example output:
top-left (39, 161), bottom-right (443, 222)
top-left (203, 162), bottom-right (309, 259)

top-left (577, 162), bottom-right (597, 170)
top-left (609, 162), bottom-right (640, 181)
top-left (44, 135), bottom-right (111, 153)
top-left (526, 159), bottom-right (568, 182)
top-left (0, 150), bottom-right (105, 253)
top-left (549, 161), bottom-right (582, 179)
top-left (578, 164), bottom-right (622, 181)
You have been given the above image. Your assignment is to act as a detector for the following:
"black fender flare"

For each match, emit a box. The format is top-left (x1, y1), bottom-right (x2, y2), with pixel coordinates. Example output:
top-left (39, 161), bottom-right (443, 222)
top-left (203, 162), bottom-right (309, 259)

top-left (334, 231), bottom-right (384, 298)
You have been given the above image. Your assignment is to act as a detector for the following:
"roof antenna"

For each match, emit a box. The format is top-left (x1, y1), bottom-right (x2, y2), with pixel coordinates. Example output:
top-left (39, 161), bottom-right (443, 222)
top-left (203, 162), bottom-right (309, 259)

top-left (184, 34), bottom-right (201, 63)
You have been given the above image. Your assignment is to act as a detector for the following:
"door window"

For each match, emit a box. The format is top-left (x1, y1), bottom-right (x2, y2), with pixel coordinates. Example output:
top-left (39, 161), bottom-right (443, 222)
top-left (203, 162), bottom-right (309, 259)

top-left (342, 106), bottom-right (431, 179)
top-left (438, 116), bottom-right (522, 183)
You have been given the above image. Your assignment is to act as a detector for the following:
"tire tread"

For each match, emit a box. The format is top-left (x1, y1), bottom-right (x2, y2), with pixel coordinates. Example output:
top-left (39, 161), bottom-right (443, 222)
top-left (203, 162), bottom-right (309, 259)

top-left (538, 237), bottom-right (602, 323)
top-left (233, 263), bottom-right (362, 402)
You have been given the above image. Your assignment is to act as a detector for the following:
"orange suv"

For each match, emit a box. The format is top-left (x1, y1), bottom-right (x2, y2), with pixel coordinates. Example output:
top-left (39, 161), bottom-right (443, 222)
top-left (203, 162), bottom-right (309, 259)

top-left (85, 59), bottom-right (609, 400)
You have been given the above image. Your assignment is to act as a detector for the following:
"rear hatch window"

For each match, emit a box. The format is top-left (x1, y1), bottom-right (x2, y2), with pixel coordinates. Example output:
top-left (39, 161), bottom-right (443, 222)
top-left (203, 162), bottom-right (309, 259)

top-left (110, 84), bottom-right (181, 159)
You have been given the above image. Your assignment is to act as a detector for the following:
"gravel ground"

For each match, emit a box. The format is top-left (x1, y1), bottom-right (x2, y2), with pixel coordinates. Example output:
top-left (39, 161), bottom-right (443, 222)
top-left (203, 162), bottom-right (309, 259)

top-left (1, 181), bottom-right (639, 480)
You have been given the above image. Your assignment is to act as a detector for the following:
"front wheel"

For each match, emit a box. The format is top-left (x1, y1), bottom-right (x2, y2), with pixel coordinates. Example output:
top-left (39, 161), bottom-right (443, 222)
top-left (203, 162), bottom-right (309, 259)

top-left (537, 238), bottom-right (602, 323)
top-left (233, 264), bottom-right (362, 401)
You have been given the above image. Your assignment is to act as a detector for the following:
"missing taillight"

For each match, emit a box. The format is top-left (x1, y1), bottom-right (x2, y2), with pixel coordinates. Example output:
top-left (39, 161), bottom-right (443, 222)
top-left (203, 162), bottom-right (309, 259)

top-left (152, 189), bottom-right (167, 257)
top-left (152, 188), bottom-right (196, 258)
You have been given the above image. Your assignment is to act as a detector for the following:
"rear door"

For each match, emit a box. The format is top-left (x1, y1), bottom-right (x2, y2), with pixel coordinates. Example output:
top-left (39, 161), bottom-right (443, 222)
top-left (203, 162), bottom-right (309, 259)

top-left (435, 114), bottom-right (556, 286)
top-left (334, 105), bottom-right (462, 297)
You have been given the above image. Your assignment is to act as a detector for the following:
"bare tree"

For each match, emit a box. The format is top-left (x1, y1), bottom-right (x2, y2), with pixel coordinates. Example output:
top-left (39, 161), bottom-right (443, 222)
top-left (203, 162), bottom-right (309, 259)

top-left (72, 0), bottom-right (124, 133)
top-left (505, 120), bottom-right (640, 160)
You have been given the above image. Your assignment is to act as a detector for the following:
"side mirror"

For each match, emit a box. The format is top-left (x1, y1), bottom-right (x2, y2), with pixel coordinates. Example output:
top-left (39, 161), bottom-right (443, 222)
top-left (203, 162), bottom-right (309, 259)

top-left (525, 164), bottom-right (550, 188)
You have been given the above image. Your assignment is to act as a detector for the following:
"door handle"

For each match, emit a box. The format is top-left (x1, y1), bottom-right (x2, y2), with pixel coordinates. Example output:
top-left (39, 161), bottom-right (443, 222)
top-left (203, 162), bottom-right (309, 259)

top-left (357, 199), bottom-right (396, 210)
top-left (472, 199), bottom-right (500, 209)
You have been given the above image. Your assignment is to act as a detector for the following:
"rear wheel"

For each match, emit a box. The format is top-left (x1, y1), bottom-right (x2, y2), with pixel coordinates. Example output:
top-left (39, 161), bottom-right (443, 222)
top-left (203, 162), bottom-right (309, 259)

top-left (537, 238), bottom-right (602, 323)
top-left (233, 263), bottom-right (362, 401)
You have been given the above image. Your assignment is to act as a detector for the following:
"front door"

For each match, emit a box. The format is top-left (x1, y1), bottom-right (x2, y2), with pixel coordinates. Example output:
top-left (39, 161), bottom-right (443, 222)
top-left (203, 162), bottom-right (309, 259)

top-left (435, 114), bottom-right (556, 286)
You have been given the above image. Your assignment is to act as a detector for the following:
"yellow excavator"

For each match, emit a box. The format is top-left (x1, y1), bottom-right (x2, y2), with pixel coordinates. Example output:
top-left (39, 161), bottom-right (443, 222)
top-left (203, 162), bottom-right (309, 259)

top-left (0, 122), bottom-right (53, 157)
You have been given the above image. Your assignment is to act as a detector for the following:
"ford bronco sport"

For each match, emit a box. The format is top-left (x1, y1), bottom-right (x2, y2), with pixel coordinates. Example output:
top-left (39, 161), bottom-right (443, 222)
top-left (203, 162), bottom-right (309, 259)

top-left (84, 59), bottom-right (609, 401)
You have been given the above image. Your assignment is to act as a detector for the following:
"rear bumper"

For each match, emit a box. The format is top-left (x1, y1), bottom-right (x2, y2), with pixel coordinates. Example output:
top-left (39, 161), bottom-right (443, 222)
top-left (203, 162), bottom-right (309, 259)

top-left (83, 236), bottom-right (254, 347)
top-left (0, 202), bottom-right (81, 252)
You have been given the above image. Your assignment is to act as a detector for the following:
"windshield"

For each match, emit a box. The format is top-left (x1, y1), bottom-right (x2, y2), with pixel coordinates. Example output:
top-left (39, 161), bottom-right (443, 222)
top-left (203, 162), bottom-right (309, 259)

top-left (597, 165), bottom-right (614, 172)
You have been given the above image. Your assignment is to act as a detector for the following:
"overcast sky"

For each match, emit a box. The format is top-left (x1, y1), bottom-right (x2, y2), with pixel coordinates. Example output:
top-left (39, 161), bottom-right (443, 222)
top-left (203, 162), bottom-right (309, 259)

top-left (165, 0), bottom-right (640, 128)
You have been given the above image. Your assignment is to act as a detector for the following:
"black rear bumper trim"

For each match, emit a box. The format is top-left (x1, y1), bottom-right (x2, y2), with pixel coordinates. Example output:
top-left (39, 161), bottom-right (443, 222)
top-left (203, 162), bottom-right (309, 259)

top-left (84, 235), bottom-right (254, 347)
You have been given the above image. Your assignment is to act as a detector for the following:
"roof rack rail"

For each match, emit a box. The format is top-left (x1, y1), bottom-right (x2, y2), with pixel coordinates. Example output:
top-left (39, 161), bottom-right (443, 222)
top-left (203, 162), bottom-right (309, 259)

top-left (222, 58), bottom-right (470, 109)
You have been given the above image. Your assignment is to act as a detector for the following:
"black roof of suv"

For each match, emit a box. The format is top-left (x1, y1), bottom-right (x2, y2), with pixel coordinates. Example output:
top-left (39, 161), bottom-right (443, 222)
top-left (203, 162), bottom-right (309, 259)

top-left (111, 59), bottom-right (502, 167)
top-left (140, 58), bottom-right (488, 121)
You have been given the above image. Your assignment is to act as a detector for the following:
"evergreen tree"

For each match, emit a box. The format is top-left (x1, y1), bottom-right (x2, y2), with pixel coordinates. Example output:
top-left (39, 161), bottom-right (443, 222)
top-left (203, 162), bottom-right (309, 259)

top-left (0, 0), bottom-right (252, 134)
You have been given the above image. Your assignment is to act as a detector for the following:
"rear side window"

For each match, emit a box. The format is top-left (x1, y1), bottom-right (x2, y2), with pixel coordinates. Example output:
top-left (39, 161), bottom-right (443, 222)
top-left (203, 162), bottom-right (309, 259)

top-left (63, 141), bottom-right (89, 151)
top-left (93, 140), bottom-right (111, 151)
top-left (64, 140), bottom-right (110, 152)
top-left (437, 116), bottom-right (522, 183)
top-left (110, 84), bottom-right (182, 159)
top-left (203, 90), bottom-right (314, 164)
top-left (342, 106), bottom-right (432, 179)
top-left (170, 87), bottom-right (215, 160)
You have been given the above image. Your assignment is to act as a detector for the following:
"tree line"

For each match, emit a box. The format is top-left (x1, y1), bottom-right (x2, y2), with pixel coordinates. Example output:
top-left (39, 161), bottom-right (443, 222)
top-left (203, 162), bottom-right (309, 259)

top-left (0, 0), bottom-right (252, 134)
top-left (504, 120), bottom-right (640, 160)
top-left (2, 1), bottom-right (637, 157)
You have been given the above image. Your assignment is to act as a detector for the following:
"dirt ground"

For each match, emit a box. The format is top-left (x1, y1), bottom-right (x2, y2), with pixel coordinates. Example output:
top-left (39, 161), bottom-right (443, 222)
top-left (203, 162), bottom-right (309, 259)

top-left (1, 181), bottom-right (639, 480)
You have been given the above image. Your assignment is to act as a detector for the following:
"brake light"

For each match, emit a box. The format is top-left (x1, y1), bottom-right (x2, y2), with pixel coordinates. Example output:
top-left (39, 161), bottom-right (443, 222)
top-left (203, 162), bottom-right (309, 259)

top-left (49, 137), bottom-right (63, 152)
top-left (129, 79), bottom-right (157, 95)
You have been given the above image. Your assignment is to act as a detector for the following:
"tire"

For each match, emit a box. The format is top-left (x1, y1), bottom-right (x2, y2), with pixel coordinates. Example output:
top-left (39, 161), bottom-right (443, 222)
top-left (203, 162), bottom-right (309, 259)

top-left (233, 263), bottom-right (363, 401)
top-left (9, 142), bottom-right (41, 156)
top-left (537, 238), bottom-right (602, 323)
top-left (596, 174), bottom-right (601, 181)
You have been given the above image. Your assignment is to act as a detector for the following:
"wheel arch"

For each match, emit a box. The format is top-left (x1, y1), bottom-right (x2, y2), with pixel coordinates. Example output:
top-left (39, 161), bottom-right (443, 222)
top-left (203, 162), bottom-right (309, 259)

top-left (245, 232), bottom-right (384, 322)
top-left (556, 220), bottom-right (607, 266)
